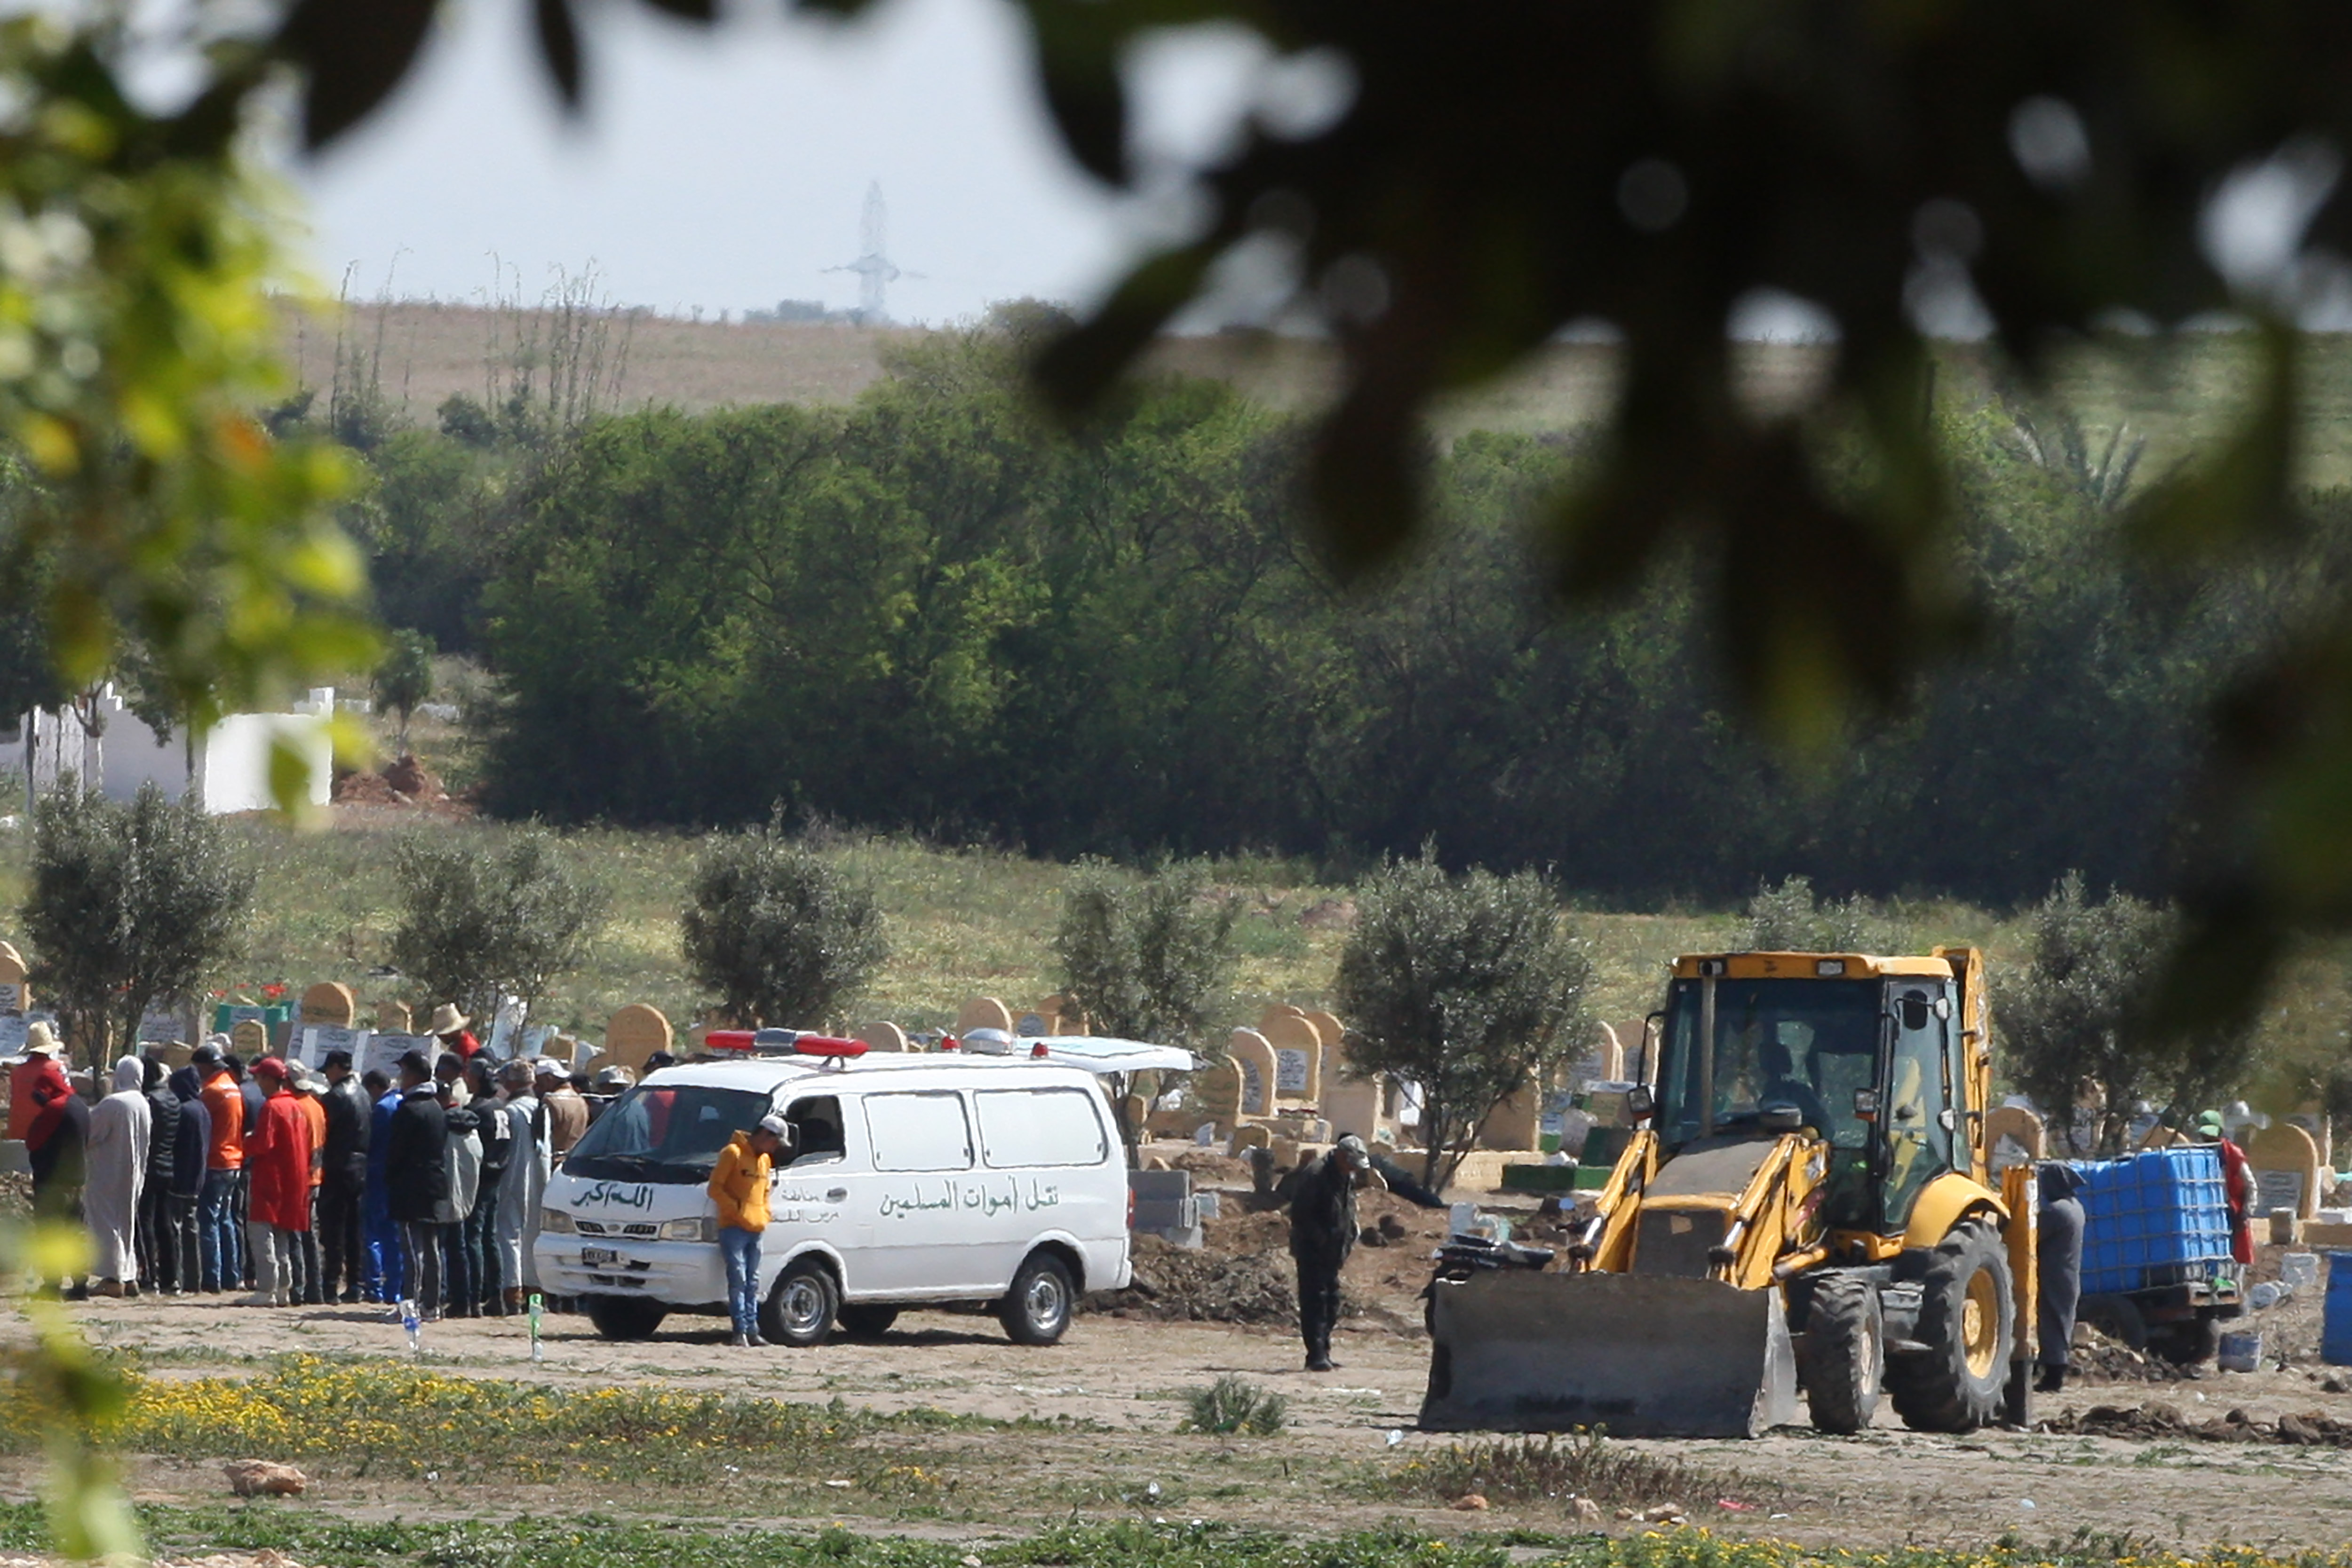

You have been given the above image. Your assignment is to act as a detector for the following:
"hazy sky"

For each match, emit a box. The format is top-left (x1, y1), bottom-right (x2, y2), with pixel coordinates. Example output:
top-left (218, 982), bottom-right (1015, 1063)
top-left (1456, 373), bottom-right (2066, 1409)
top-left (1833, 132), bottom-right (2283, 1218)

top-left (288, 0), bottom-right (1261, 325)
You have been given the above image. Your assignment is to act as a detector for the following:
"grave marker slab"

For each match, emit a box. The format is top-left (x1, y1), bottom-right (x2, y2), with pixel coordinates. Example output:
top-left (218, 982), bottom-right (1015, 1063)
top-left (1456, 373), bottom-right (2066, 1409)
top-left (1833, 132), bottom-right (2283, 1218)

top-left (2250, 1123), bottom-right (2323, 1220)
top-left (955, 996), bottom-right (1014, 1036)
top-left (604, 1004), bottom-right (673, 1071)
top-left (1228, 1029), bottom-right (1276, 1117)
top-left (299, 982), bottom-right (357, 1028)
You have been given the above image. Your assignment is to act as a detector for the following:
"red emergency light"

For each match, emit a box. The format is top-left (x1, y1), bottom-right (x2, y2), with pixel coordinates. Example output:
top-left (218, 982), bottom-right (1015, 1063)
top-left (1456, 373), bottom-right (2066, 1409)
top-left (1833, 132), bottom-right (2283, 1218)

top-left (1031, 1041), bottom-right (1051, 1058)
top-left (705, 1029), bottom-right (757, 1053)
top-left (939, 1035), bottom-right (960, 1051)
top-left (794, 1035), bottom-right (868, 1059)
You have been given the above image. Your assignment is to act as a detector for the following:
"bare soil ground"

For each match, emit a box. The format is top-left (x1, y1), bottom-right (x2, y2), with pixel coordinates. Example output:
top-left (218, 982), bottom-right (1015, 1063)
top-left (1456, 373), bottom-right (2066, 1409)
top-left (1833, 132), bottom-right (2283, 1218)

top-left (7, 1202), bottom-right (2351, 1555)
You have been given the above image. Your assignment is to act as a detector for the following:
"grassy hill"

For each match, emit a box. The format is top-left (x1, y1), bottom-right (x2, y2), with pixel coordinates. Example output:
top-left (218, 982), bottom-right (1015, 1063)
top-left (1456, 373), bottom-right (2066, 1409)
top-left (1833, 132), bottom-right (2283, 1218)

top-left (287, 298), bottom-right (2352, 490)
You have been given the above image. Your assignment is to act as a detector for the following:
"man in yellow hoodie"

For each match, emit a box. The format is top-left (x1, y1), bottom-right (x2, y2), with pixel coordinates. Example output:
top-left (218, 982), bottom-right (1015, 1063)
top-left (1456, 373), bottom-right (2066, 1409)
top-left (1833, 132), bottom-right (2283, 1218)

top-left (708, 1114), bottom-right (790, 1348)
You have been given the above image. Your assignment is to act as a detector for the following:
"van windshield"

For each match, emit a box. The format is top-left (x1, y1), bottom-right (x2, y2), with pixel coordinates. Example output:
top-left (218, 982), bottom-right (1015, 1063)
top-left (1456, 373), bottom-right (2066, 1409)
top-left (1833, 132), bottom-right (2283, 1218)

top-left (565, 1083), bottom-right (771, 1184)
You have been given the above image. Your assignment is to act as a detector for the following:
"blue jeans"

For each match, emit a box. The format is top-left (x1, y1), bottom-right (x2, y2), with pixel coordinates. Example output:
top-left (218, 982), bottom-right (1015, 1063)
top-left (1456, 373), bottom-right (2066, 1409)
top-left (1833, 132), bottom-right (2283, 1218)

top-left (198, 1170), bottom-right (242, 1291)
top-left (719, 1226), bottom-right (762, 1337)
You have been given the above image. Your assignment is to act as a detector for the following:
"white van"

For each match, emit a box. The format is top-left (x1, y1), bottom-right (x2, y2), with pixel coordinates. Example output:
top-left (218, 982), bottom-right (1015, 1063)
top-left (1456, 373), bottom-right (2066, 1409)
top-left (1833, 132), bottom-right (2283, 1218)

top-left (533, 1047), bottom-right (1133, 1346)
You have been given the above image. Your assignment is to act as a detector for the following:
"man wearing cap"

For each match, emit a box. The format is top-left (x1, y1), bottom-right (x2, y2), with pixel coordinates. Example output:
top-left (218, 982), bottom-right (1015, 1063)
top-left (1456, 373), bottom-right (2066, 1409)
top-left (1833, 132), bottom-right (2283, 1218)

top-left (537, 1060), bottom-right (587, 1162)
top-left (2197, 1109), bottom-right (2257, 1268)
top-left (708, 1114), bottom-right (791, 1347)
top-left (23, 1031), bottom-right (88, 1297)
top-left (429, 1004), bottom-right (480, 1063)
top-left (241, 1058), bottom-right (313, 1307)
top-left (384, 1051), bottom-right (450, 1318)
top-left (318, 1050), bottom-right (370, 1303)
top-left (137, 1056), bottom-right (180, 1291)
top-left (159, 1065), bottom-right (211, 1296)
top-left (1287, 1134), bottom-right (1388, 1372)
top-left (194, 1042), bottom-right (246, 1293)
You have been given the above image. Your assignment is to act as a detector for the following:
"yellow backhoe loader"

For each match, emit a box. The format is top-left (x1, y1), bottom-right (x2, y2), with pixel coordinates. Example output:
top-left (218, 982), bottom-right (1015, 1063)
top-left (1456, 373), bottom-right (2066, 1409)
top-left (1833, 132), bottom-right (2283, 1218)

top-left (1422, 948), bottom-right (2038, 1438)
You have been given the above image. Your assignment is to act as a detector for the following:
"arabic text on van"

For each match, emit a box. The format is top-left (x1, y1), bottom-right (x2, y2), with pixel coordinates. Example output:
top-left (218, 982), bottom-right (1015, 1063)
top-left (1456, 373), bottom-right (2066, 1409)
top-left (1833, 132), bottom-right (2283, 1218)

top-left (879, 1178), bottom-right (1062, 1218)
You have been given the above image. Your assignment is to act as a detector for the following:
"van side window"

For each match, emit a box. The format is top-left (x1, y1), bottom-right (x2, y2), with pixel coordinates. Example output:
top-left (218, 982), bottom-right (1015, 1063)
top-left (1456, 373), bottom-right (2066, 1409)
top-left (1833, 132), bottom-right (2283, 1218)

top-left (864, 1091), bottom-right (973, 1173)
top-left (784, 1095), bottom-right (844, 1165)
top-left (975, 1088), bottom-right (1108, 1168)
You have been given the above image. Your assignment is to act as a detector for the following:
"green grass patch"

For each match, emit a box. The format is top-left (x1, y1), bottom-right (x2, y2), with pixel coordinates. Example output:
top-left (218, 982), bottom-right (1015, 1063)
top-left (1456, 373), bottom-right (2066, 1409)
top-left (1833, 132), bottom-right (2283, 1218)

top-left (1180, 1376), bottom-right (1288, 1436)
top-left (1381, 1432), bottom-right (1758, 1516)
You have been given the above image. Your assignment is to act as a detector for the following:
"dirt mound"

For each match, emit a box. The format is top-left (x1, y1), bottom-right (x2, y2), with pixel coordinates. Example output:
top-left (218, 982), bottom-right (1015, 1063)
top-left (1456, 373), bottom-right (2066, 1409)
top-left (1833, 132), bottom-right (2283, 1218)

top-left (1099, 1234), bottom-right (1300, 1323)
top-left (333, 754), bottom-right (472, 816)
top-left (2043, 1400), bottom-right (2352, 1447)
top-left (2072, 1328), bottom-right (2205, 1385)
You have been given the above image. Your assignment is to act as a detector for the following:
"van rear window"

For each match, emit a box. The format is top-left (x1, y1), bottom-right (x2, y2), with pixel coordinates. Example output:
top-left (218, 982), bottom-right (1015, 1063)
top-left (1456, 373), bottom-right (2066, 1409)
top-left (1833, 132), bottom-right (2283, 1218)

top-left (974, 1088), bottom-right (1109, 1169)
top-left (864, 1091), bottom-right (974, 1172)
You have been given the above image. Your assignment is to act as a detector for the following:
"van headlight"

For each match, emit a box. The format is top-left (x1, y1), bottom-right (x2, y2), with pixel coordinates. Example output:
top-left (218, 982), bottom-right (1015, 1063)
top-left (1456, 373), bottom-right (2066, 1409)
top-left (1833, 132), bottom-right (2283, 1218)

top-left (660, 1217), bottom-right (715, 1242)
top-left (541, 1208), bottom-right (576, 1234)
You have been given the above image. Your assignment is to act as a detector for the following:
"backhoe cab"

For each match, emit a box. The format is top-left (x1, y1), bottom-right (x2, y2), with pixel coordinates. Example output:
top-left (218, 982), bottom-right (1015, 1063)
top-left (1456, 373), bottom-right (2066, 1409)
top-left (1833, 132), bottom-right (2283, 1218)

top-left (1421, 948), bottom-right (2036, 1438)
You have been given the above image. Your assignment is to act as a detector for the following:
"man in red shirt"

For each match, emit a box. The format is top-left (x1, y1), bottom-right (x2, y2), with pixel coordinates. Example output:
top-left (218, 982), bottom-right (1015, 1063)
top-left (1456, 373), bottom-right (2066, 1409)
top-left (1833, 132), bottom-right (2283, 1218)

top-left (429, 1005), bottom-right (480, 1062)
top-left (240, 1058), bottom-right (314, 1307)
top-left (2197, 1110), bottom-right (2257, 1268)
top-left (8, 1022), bottom-right (69, 1141)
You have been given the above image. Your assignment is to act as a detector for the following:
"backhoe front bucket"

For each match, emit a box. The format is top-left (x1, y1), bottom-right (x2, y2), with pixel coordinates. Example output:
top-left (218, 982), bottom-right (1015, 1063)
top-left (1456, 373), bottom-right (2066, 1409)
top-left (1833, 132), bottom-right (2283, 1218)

top-left (1419, 1270), bottom-right (1798, 1438)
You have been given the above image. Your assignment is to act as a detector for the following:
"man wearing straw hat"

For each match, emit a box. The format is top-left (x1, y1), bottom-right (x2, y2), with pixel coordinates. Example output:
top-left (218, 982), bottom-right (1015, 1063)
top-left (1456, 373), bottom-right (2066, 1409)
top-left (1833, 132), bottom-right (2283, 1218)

top-left (429, 1004), bottom-right (480, 1063)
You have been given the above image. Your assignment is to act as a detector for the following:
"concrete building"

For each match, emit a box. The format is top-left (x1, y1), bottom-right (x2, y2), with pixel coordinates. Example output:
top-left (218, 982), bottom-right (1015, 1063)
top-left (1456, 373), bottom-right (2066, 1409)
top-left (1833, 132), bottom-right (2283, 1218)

top-left (0, 686), bottom-right (336, 813)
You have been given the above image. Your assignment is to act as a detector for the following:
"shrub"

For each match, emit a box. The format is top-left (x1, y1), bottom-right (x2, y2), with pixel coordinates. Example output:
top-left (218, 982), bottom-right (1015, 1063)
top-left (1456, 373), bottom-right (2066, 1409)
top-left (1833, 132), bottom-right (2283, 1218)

top-left (1180, 1375), bottom-right (1286, 1435)
top-left (1391, 1431), bottom-right (1748, 1513)
top-left (388, 829), bottom-right (608, 1030)
top-left (373, 629), bottom-right (436, 750)
top-left (681, 809), bottom-right (887, 1029)
top-left (1335, 847), bottom-right (1592, 1189)
top-left (1741, 874), bottom-right (1888, 952)
top-left (1053, 859), bottom-right (1237, 1048)
top-left (25, 781), bottom-right (254, 1062)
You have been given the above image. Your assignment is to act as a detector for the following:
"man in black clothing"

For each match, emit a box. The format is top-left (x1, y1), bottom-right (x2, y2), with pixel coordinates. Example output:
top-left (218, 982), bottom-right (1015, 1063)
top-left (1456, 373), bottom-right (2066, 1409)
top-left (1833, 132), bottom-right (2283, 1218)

top-left (2034, 1160), bottom-right (2087, 1393)
top-left (137, 1056), bottom-right (180, 1291)
top-left (383, 1051), bottom-right (449, 1318)
top-left (318, 1049), bottom-right (371, 1303)
top-left (1287, 1133), bottom-right (1386, 1372)
top-left (161, 1067), bottom-right (212, 1296)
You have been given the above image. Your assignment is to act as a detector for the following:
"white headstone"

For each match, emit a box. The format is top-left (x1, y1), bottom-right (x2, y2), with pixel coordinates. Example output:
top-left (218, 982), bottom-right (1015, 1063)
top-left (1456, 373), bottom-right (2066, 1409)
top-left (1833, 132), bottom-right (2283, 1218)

top-left (299, 1024), bottom-right (368, 1069)
top-left (363, 1032), bottom-right (432, 1082)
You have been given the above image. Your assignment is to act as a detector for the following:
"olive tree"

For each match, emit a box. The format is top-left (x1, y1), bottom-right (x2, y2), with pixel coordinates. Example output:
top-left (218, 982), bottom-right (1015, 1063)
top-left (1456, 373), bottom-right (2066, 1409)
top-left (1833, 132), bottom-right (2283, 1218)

top-left (373, 629), bottom-right (435, 751)
top-left (388, 827), bottom-right (609, 1032)
top-left (681, 813), bottom-right (886, 1029)
top-left (24, 781), bottom-right (254, 1064)
top-left (2002, 871), bottom-right (2259, 1155)
top-left (1053, 859), bottom-right (1237, 1048)
top-left (1335, 849), bottom-right (1592, 1189)
top-left (1743, 875), bottom-right (1890, 954)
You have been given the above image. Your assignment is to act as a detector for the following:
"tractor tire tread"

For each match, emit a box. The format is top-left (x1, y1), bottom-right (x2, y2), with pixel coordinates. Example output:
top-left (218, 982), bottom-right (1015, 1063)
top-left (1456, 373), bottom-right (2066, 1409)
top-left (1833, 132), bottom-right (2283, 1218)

top-left (1886, 1219), bottom-right (2012, 1434)
top-left (1800, 1272), bottom-right (1883, 1435)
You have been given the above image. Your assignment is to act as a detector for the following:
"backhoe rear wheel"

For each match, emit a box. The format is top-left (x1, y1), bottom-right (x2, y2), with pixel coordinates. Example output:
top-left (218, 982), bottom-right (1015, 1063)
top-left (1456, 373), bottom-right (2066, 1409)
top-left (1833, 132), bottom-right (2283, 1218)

top-left (1800, 1273), bottom-right (1884, 1434)
top-left (1887, 1220), bottom-right (2013, 1433)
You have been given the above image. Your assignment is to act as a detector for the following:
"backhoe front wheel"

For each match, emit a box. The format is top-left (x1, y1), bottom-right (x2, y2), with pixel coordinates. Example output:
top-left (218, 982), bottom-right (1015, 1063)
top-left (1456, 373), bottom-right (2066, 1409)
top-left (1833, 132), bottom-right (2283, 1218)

top-left (1800, 1272), bottom-right (1884, 1434)
top-left (1887, 1220), bottom-right (2013, 1433)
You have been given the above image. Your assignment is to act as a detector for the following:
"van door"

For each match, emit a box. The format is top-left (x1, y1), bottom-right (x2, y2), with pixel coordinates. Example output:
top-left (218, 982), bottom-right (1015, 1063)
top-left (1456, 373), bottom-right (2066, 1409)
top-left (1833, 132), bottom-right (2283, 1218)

top-left (972, 1085), bottom-right (1115, 1285)
top-left (860, 1089), bottom-right (984, 1292)
top-left (772, 1093), bottom-right (862, 1293)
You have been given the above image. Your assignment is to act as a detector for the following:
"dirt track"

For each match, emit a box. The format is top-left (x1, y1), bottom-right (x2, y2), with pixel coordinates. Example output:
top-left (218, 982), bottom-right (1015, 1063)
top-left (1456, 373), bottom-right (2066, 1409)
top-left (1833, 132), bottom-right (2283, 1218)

top-left (4, 1231), bottom-right (2347, 1555)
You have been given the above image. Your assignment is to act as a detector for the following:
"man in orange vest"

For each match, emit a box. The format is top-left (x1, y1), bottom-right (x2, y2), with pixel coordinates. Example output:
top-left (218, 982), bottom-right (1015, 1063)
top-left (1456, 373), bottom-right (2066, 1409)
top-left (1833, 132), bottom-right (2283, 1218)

top-left (708, 1114), bottom-right (790, 1347)
top-left (194, 1041), bottom-right (246, 1293)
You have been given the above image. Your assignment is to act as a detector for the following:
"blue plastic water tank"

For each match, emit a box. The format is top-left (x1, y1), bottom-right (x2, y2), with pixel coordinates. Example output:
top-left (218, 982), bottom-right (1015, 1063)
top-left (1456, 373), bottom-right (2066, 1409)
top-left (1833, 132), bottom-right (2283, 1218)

top-left (2066, 1145), bottom-right (2234, 1296)
top-left (2323, 1254), bottom-right (2352, 1366)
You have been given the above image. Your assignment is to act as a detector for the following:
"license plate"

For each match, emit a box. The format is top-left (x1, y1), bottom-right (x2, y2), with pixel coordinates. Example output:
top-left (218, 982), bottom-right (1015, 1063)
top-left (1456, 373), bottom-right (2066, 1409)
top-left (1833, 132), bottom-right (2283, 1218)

top-left (579, 1247), bottom-right (620, 1267)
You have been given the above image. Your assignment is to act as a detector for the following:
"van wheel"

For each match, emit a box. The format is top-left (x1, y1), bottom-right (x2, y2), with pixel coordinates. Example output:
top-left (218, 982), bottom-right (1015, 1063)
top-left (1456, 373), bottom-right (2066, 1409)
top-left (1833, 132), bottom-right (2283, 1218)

top-left (1000, 1251), bottom-right (1075, 1346)
top-left (837, 1305), bottom-right (899, 1339)
top-left (585, 1295), bottom-right (666, 1341)
top-left (761, 1259), bottom-right (838, 1348)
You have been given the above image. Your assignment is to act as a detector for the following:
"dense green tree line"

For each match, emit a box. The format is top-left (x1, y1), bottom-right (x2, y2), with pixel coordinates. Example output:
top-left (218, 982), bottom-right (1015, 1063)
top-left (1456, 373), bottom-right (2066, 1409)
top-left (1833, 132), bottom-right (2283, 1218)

top-left (336, 325), bottom-right (2352, 910)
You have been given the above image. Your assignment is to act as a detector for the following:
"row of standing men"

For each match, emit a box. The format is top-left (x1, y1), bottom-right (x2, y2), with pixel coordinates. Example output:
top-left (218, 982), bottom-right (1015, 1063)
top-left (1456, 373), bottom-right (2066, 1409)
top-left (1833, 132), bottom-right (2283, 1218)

top-left (8, 1015), bottom-right (643, 1316)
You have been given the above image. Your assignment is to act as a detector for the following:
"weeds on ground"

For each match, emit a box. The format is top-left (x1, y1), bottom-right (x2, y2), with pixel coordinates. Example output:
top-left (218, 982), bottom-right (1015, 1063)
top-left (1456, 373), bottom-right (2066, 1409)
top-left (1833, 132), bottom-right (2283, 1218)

top-left (1180, 1375), bottom-right (1288, 1435)
top-left (0, 1354), bottom-right (1064, 1481)
top-left (1384, 1430), bottom-right (1756, 1514)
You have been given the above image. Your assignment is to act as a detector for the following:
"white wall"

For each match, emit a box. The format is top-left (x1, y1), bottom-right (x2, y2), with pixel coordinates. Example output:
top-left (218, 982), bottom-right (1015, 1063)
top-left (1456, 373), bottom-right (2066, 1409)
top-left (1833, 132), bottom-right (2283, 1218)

top-left (0, 687), bottom-right (335, 813)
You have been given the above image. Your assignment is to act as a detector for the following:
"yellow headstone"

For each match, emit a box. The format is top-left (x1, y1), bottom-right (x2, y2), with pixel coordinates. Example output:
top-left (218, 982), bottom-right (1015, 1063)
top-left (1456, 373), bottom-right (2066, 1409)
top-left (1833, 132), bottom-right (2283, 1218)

top-left (376, 999), bottom-right (413, 1034)
top-left (2249, 1123), bottom-right (2323, 1220)
top-left (300, 982), bottom-right (357, 1028)
top-left (1263, 1011), bottom-right (1323, 1102)
top-left (956, 996), bottom-right (1014, 1036)
top-left (230, 1019), bottom-right (268, 1059)
top-left (1228, 1028), bottom-right (1277, 1117)
top-left (860, 1021), bottom-right (910, 1053)
top-left (0, 941), bottom-right (26, 1014)
top-left (605, 1004), bottom-right (674, 1071)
